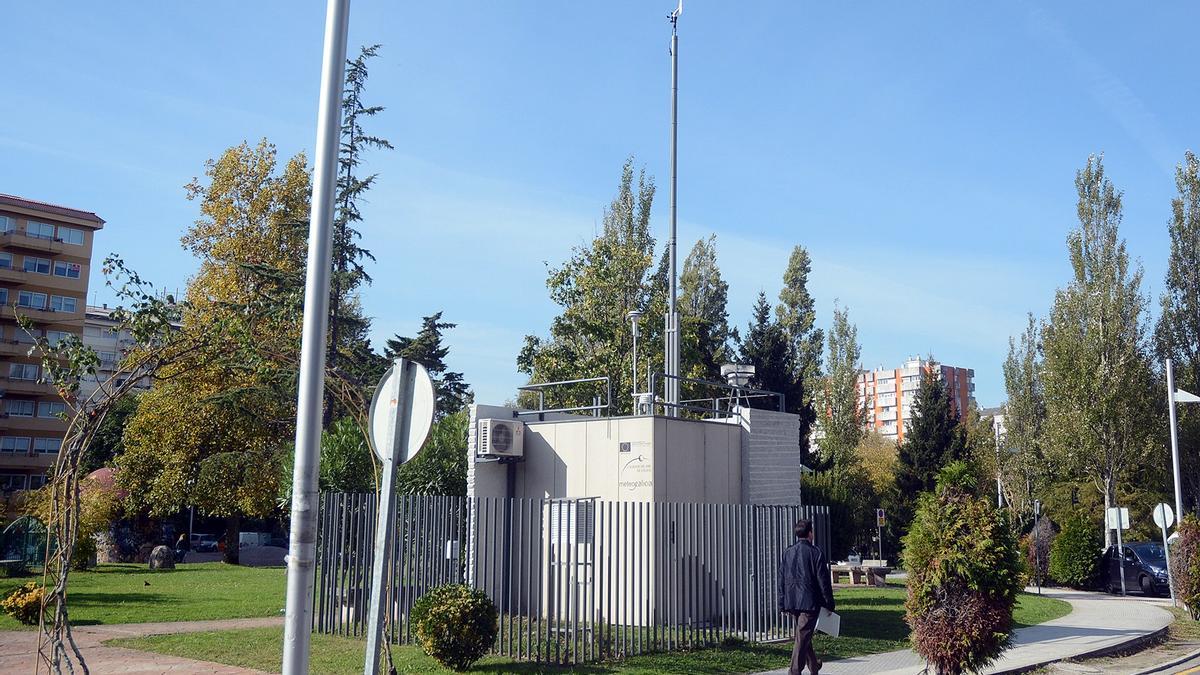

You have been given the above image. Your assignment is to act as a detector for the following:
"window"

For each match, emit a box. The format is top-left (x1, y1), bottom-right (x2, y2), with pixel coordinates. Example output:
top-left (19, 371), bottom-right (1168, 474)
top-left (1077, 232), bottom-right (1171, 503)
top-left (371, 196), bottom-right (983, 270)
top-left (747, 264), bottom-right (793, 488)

top-left (28, 474), bottom-right (46, 489)
top-left (23, 256), bottom-right (50, 275)
top-left (17, 291), bottom-right (46, 310)
top-left (38, 401), bottom-right (66, 418)
top-left (9, 363), bottom-right (38, 380)
top-left (0, 437), bottom-right (29, 453)
top-left (0, 253), bottom-right (11, 270)
top-left (26, 221), bottom-right (54, 240)
top-left (53, 260), bottom-right (81, 279)
top-left (50, 295), bottom-right (76, 313)
top-left (0, 474), bottom-right (27, 491)
top-left (14, 328), bottom-right (35, 344)
top-left (83, 325), bottom-right (104, 338)
top-left (0, 289), bottom-right (8, 306)
top-left (98, 350), bottom-right (117, 365)
top-left (57, 226), bottom-right (84, 245)
top-left (0, 216), bottom-right (11, 233)
top-left (5, 400), bottom-right (34, 417)
top-left (33, 438), bottom-right (60, 454)
top-left (45, 331), bottom-right (70, 346)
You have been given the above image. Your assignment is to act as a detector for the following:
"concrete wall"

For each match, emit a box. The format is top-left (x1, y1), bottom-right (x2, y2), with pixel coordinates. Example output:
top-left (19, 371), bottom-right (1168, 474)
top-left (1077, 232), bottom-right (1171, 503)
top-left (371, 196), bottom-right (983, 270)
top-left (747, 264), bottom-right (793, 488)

top-left (737, 406), bottom-right (803, 505)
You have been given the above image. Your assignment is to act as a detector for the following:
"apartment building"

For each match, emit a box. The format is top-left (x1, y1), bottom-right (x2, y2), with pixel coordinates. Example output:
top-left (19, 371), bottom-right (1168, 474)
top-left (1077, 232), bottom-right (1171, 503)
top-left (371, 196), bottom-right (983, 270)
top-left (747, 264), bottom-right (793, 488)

top-left (857, 356), bottom-right (975, 443)
top-left (0, 194), bottom-right (103, 494)
top-left (79, 305), bottom-right (153, 401)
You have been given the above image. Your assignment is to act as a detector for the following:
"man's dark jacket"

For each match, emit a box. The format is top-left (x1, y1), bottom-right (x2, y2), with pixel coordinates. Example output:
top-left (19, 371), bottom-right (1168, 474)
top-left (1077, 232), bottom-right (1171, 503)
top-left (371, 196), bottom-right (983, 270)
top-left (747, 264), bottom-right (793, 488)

top-left (778, 539), bottom-right (835, 614)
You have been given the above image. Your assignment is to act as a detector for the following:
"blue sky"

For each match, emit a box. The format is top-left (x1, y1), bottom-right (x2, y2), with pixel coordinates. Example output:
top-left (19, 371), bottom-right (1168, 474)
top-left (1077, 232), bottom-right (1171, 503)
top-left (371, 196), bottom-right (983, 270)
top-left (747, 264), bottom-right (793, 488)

top-left (2, 2), bottom-right (1195, 408)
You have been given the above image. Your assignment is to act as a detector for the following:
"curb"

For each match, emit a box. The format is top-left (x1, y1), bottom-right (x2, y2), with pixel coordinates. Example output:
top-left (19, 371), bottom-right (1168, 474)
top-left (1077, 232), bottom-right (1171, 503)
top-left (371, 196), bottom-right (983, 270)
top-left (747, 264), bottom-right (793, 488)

top-left (1132, 645), bottom-right (1200, 675)
top-left (993, 625), bottom-right (1170, 675)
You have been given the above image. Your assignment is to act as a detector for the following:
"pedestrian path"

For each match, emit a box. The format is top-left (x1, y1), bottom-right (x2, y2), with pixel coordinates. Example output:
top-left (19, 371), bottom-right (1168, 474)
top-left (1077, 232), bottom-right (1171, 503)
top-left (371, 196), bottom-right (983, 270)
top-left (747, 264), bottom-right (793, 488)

top-left (755, 588), bottom-right (1174, 675)
top-left (0, 616), bottom-right (283, 675)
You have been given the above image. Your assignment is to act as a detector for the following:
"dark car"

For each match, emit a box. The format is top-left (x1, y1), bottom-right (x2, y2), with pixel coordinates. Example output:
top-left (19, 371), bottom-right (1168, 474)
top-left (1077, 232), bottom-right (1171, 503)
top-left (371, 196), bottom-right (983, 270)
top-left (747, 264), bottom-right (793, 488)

top-left (1103, 542), bottom-right (1169, 596)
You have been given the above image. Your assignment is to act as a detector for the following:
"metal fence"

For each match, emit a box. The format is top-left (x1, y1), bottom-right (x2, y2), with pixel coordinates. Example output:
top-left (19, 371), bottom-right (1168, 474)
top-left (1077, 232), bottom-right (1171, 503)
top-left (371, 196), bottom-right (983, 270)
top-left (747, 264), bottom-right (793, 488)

top-left (315, 494), bottom-right (829, 665)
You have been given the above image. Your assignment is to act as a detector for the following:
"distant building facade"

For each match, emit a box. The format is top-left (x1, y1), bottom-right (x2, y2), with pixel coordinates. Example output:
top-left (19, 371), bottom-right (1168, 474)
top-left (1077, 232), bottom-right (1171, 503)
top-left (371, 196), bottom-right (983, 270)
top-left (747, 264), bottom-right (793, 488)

top-left (78, 305), bottom-right (153, 401)
top-left (0, 194), bottom-right (103, 494)
top-left (857, 356), bottom-right (976, 443)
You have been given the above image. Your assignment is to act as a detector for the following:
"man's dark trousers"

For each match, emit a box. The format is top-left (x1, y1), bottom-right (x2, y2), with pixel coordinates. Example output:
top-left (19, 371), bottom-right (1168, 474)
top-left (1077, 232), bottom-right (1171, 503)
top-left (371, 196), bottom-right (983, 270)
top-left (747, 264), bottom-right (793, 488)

top-left (778, 538), bottom-right (834, 675)
top-left (790, 611), bottom-right (820, 675)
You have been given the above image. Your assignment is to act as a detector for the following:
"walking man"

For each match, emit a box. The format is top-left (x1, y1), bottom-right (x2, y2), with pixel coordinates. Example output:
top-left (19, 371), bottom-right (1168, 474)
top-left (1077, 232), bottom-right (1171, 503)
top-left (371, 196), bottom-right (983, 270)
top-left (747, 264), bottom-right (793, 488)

top-left (779, 518), bottom-right (834, 675)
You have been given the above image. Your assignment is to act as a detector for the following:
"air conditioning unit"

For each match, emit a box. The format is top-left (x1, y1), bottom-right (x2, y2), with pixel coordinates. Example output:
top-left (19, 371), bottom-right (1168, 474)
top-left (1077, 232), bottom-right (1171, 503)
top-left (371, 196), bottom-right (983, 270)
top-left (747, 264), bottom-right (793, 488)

top-left (478, 418), bottom-right (524, 458)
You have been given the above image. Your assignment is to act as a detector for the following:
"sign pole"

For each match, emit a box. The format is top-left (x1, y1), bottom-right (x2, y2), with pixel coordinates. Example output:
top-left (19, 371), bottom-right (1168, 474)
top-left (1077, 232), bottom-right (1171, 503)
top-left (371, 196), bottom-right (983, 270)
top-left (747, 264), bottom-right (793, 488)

top-left (1034, 500), bottom-right (1041, 595)
top-left (364, 359), bottom-right (416, 674)
top-left (1168, 359), bottom-right (1185, 521)
top-left (1155, 503), bottom-right (1177, 607)
top-left (281, 0), bottom-right (350, 671)
top-left (1114, 505), bottom-right (1127, 597)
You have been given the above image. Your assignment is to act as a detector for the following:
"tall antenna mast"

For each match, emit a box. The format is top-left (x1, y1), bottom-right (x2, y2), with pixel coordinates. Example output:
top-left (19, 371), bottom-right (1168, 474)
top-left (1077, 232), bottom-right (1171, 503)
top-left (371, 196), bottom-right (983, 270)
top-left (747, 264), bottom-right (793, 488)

top-left (665, 0), bottom-right (682, 416)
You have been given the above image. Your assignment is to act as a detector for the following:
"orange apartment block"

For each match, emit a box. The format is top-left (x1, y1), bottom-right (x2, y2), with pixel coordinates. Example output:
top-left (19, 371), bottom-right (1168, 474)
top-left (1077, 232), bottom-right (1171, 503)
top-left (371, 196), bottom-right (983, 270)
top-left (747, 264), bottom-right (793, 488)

top-left (856, 356), bottom-right (975, 443)
top-left (0, 194), bottom-right (103, 494)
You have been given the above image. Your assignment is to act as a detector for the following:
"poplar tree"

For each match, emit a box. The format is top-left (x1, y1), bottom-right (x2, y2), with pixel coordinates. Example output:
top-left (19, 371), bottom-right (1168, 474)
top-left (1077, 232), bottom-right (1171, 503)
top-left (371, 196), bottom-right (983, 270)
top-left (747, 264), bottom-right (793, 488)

top-left (1156, 150), bottom-right (1200, 515)
top-left (1001, 315), bottom-right (1048, 520)
top-left (816, 303), bottom-right (865, 469)
top-left (1042, 155), bottom-right (1156, 547)
top-left (778, 245), bottom-right (824, 453)
top-left (679, 235), bottom-right (731, 384)
top-left (518, 158), bottom-right (662, 414)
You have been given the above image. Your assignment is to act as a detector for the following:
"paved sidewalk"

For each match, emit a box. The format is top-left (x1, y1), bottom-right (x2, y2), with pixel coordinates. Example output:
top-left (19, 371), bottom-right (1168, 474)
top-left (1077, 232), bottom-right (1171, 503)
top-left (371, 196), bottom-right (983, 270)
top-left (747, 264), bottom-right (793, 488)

top-left (0, 616), bottom-right (283, 675)
top-left (756, 588), bottom-right (1174, 675)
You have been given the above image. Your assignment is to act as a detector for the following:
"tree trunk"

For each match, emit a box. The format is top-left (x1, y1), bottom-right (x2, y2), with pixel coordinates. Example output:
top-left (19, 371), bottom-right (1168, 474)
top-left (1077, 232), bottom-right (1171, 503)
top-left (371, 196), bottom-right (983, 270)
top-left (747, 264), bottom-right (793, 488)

top-left (222, 514), bottom-right (241, 565)
top-left (1102, 477), bottom-right (1112, 549)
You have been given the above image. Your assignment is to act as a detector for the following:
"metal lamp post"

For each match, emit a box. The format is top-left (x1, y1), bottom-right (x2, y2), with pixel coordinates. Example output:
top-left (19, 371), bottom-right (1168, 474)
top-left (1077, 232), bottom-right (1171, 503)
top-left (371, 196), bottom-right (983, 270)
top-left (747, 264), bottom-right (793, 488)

top-left (629, 310), bottom-right (643, 398)
top-left (1167, 358), bottom-right (1200, 521)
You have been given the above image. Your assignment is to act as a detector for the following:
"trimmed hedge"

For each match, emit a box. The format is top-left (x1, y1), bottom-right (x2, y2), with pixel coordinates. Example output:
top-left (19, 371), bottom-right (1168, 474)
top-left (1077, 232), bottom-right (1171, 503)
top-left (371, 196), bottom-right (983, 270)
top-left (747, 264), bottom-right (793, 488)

top-left (1169, 515), bottom-right (1200, 620)
top-left (903, 462), bottom-right (1023, 675)
top-left (1048, 513), bottom-right (1102, 589)
top-left (410, 584), bottom-right (497, 671)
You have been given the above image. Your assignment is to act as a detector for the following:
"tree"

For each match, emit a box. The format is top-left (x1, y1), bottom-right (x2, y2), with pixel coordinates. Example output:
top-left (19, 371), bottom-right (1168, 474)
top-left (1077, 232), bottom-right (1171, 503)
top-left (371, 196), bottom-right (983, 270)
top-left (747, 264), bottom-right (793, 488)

top-left (80, 393), bottom-right (139, 474)
top-left (1042, 155), bottom-right (1157, 548)
top-left (889, 363), bottom-right (967, 535)
top-left (856, 431), bottom-right (898, 496)
top-left (518, 158), bottom-right (661, 414)
top-left (1156, 150), bottom-right (1200, 516)
top-left (736, 293), bottom-right (795, 412)
top-left (120, 141), bottom-right (312, 565)
top-left (816, 303), bottom-right (865, 469)
top-left (777, 245), bottom-right (824, 462)
top-left (387, 312), bottom-right (472, 417)
top-left (397, 410), bottom-right (470, 496)
top-left (679, 235), bottom-right (730, 385)
top-left (1000, 315), bottom-right (1048, 523)
top-left (904, 463), bottom-right (1022, 675)
top-left (327, 44), bottom-right (392, 423)
top-left (1048, 513), bottom-right (1102, 589)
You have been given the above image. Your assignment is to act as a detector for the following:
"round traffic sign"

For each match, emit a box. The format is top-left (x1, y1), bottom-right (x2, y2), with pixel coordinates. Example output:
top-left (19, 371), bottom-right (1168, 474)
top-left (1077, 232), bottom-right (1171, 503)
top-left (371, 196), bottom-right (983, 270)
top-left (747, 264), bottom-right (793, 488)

top-left (1153, 502), bottom-right (1175, 530)
top-left (368, 360), bottom-right (436, 464)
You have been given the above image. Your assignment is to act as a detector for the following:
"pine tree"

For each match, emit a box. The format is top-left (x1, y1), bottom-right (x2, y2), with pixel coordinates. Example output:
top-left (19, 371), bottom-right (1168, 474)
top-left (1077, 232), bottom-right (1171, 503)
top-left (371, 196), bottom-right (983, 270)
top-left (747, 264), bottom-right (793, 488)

top-left (736, 292), bottom-right (796, 412)
top-left (387, 312), bottom-right (472, 417)
top-left (327, 44), bottom-right (392, 423)
top-left (890, 363), bottom-right (967, 534)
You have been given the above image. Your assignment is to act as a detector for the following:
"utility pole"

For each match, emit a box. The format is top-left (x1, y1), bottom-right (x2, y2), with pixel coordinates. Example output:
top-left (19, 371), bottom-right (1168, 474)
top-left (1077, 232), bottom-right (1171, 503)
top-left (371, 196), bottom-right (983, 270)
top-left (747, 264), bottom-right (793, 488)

top-left (664, 0), bottom-right (682, 417)
top-left (993, 416), bottom-right (1003, 508)
top-left (281, 0), bottom-right (350, 672)
top-left (1168, 358), bottom-right (1184, 521)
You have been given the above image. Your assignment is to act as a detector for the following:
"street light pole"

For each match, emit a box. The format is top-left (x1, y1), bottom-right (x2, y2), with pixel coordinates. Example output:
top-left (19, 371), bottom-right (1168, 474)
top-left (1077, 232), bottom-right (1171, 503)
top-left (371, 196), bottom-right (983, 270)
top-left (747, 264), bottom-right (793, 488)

top-left (1168, 358), bottom-right (1184, 520)
top-left (993, 417), bottom-right (1002, 508)
top-left (629, 310), bottom-right (643, 398)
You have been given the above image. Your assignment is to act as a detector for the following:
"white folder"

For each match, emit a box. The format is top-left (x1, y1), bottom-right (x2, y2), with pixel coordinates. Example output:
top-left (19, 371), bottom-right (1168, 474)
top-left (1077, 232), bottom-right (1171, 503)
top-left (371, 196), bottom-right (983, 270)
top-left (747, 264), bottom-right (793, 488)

top-left (816, 607), bottom-right (841, 637)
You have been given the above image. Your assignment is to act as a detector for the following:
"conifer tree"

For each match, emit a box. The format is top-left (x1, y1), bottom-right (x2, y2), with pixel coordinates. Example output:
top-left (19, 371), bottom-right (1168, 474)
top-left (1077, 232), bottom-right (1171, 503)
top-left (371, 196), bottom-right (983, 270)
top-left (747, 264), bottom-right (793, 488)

top-left (778, 245), bottom-right (823, 456)
top-left (387, 312), bottom-right (472, 417)
top-left (736, 292), bottom-right (796, 411)
top-left (679, 235), bottom-right (731, 385)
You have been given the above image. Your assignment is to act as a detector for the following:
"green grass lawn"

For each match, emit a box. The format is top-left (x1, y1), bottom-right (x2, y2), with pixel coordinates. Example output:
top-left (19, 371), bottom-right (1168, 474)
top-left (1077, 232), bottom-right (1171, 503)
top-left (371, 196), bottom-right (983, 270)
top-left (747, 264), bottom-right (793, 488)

top-left (0, 562), bottom-right (286, 630)
top-left (106, 588), bottom-right (1072, 674)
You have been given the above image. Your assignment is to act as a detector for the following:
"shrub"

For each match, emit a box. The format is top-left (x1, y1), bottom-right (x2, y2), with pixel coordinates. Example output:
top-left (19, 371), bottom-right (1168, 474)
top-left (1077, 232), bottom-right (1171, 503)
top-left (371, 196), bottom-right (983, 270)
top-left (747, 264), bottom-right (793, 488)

top-left (71, 537), bottom-right (97, 571)
top-left (410, 584), bottom-right (497, 671)
top-left (0, 559), bottom-right (29, 578)
top-left (2, 582), bottom-right (44, 625)
top-left (1169, 515), bottom-right (1200, 620)
top-left (1023, 516), bottom-right (1055, 587)
top-left (903, 462), bottom-right (1023, 675)
top-left (1049, 513), bottom-right (1102, 589)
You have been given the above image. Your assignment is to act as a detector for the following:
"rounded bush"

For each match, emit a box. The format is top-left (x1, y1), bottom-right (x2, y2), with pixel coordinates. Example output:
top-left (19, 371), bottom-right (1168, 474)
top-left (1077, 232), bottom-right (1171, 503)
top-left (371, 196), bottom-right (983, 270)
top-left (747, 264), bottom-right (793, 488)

top-left (903, 462), bottom-right (1023, 675)
top-left (1049, 514), bottom-right (1101, 589)
top-left (1169, 515), bottom-right (1200, 620)
top-left (410, 584), bottom-right (497, 671)
top-left (2, 582), bottom-right (44, 625)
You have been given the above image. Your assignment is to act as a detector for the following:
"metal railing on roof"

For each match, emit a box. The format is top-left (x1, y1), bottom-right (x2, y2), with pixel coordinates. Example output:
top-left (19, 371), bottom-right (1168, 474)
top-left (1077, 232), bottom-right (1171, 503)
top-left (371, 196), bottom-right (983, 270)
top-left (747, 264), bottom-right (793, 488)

top-left (650, 371), bottom-right (785, 419)
top-left (516, 376), bottom-right (611, 418)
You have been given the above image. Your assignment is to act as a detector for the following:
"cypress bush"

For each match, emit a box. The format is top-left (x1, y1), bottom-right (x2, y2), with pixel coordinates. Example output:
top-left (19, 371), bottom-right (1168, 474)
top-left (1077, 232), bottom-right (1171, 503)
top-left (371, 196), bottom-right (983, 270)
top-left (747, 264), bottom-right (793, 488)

top-left (1048, 513), bottom-right (1102, 589)
top-left (410, 584), bottom-right (497, 671)
top-left (1169, 515), bottom-right (1200, 620)
top-left (903, 462), bottom-right (1023, 675)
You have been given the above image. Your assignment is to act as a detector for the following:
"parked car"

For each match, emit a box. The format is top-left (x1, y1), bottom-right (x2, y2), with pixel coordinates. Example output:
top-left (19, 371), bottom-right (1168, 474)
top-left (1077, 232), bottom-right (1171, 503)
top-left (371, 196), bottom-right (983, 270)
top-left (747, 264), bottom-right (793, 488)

top-left (190, 533), bottom-right (218, 553)
top-left (1103, 542), bottom-right (1169, 596)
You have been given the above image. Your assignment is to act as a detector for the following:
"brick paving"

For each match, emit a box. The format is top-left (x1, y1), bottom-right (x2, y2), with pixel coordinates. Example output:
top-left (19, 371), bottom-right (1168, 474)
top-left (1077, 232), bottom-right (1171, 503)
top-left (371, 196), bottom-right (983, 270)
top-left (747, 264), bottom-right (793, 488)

top-left (0, 617), bottom-right (282, 675)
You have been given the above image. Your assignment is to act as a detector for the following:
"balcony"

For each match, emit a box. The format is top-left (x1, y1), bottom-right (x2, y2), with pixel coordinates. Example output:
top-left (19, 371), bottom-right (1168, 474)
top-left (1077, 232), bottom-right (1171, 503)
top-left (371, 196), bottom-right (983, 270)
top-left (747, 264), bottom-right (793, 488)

top-left (0, 231), bottom-right (65, 254)
top-left (0, 267), bottom-right (25, 285)
top-left (0, 376), bottom-right (56, 396)
top-left (0, 305), bottom-right (84, 325)
top-left (0, 341), bottom-right (33, 357)
top-left (0, 416), bottom-right (67, 433)
top-left (0, 452), bottom-right (57, 470)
